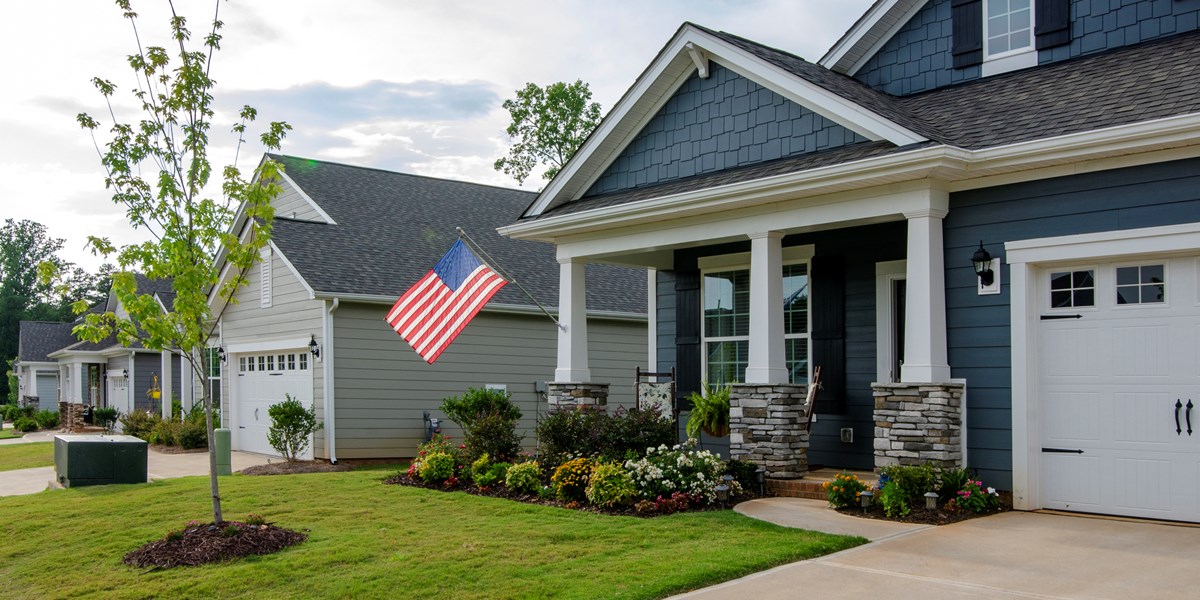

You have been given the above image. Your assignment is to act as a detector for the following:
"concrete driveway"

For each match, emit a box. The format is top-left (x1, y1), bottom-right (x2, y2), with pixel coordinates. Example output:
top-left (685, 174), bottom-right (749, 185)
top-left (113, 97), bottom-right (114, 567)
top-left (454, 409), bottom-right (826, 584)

top-left (674, 499), bottom-right (1200, 599)
top-left (0, 445), bottom-right (274, 497)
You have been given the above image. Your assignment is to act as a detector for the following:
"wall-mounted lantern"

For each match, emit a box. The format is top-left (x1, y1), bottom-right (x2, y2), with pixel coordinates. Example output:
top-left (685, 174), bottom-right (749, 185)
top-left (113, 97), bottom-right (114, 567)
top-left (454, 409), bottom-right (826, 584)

top-left (971, 241), bottom-right (1001, 295)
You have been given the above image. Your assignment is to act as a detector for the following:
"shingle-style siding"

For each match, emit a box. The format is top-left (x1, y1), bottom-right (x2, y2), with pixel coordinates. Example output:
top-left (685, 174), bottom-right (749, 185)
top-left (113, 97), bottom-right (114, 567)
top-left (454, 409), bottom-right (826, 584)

top-left (944, 157), bottom-right (1200, 490)
top-left (1041, 0), bottom-right (1200, 63)
top-left (218, 246), bottom-right (327, 454)
top-left (331, 302), bottom-right (646, 459)
top-left (585, 64), bottom-right (866, 197)
top-left (856, 0), bottom-right (1200, 96)
top-left (855, 0), bottom-right (980, 95)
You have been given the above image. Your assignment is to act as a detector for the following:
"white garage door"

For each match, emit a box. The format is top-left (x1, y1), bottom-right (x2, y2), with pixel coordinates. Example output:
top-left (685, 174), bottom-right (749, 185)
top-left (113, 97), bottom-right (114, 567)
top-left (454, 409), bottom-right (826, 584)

top-left (35, 374), bottom-right (58, 411)
top-left (234, 350), bottom-right (314, 458)
top-left (1038, 255), bottom-right (1200, 522)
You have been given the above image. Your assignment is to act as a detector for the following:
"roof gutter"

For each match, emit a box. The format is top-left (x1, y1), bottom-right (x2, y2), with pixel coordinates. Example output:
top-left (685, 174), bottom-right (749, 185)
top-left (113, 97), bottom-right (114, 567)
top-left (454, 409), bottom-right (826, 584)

top-left (323, 298), bottom-right (340, 464)
top-left (310, 292), bottom-right (648, 322)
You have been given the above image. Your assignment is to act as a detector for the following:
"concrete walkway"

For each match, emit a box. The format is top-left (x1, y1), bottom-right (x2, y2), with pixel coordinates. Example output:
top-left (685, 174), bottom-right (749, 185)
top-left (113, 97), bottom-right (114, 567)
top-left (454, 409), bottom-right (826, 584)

top-left (0, 445), bottom-right (274, 497)
top-left (674, 499), bottom-right (1200, 599)
top-left (0, 429), bottom-right (57, 445)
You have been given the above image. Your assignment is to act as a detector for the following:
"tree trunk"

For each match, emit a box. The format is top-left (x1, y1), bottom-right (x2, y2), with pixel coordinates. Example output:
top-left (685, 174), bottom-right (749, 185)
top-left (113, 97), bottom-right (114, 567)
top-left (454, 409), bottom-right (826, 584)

top-left (190, 355), bottom-right (223, 524)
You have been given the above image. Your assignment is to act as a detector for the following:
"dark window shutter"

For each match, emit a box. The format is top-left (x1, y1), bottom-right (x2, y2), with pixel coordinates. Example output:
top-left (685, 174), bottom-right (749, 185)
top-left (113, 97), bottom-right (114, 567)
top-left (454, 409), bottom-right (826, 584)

top-left (1035, 0), bottom-right (1070, 50)
top-left (810, 255), bottom-right (845, 414)
top-left (951, 0), bottom-right (983, 69)
top-left (674, 269), bottom-right (701, 409)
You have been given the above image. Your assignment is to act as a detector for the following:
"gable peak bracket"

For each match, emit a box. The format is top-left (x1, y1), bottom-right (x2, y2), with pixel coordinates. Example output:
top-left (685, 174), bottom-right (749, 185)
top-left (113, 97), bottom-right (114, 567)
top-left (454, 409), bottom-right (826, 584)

top-left (684, 42), bottom-right (710, 79)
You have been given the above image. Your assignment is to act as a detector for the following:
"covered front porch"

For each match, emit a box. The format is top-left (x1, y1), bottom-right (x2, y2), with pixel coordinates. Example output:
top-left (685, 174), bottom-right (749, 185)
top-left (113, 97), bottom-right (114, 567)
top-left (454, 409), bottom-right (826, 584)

top-left (506, 180), bottom-right (965, 478)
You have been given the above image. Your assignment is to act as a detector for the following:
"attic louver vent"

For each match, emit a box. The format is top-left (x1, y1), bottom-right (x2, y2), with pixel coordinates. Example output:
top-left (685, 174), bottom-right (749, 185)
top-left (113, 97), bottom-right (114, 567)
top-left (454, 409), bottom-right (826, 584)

top-left (260, 246), bottom-right (272, 309)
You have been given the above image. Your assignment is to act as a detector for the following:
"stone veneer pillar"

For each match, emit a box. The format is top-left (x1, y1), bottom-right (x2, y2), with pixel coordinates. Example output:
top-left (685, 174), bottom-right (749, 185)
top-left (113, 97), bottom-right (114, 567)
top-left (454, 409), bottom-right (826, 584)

top-left (728, 384), bottom-right (809, 479)
top-left (872, 382), bottom-right (964, 470)
top-left (59, 401), bottom-right (86, 432)
top-left (546, 382), bottom-right (610, 412)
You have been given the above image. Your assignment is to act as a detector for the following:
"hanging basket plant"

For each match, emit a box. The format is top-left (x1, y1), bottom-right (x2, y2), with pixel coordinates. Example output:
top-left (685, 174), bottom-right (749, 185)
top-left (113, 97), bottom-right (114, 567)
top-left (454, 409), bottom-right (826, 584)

top-left (685, 381), bottom-right (731, 439)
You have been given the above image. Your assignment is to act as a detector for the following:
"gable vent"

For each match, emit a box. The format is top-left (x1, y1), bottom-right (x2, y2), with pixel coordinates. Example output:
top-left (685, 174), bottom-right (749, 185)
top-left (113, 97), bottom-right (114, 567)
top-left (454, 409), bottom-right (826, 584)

top-left (260, 246), bottom-right (272, 309)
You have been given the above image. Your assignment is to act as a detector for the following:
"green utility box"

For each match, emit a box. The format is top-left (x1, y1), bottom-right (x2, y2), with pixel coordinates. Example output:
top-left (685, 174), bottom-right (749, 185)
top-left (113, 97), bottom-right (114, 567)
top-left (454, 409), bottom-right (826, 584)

top-left (54, 435), bottom-right (148, 488)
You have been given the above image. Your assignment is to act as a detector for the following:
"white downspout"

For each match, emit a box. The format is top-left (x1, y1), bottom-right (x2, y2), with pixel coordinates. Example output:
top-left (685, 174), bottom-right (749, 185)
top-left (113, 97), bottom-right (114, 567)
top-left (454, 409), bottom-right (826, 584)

top-left (323, 298), bottom-right (340, 463)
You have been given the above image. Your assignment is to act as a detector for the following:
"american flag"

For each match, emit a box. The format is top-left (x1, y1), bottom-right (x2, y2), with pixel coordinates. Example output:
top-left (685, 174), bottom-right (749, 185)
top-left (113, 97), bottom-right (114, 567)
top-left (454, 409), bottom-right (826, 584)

top-left (385, 240), bottom-right (508, 364)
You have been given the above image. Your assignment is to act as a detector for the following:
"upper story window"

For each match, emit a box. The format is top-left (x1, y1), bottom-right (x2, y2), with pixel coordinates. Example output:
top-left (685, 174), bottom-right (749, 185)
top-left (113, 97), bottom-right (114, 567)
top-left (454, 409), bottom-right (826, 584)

top-left (986, 0), bottom-right (1033, 57)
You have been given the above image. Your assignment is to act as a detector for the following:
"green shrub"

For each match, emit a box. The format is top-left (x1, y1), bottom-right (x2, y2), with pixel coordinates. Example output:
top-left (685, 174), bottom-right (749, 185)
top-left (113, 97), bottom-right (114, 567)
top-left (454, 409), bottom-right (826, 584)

top-left (505, 461), bottom-right (542, 494)
top-left (469, 454), bottom-right (493, 482)
top-left (93, 407), bottom-right (119, 433)
top-left (178, 419), bottom-right (208, 449)
top-left (14, 417), bottom-right (38, 432)
top-left (266, 394), bottom-right (322, 461)
top-left (585, 462), bottom-right (637, 508)
top-left (407, 434), bottom-right (467, 481)
top-left (879, 480), bottom-right (910, 518)
top-left (823, 471), bottom-right (869, 509)
top-left (880, 463), bottom-right (938, 505)
top-left (440, 388), bottom-right (523, 462)
top-left (419, 451), bottom-right (456, 483)
top-left (535, 406), bottom-right (676, 470)
top-left (937, 467), bottom-right (972, 503)
top-left (119, 409), bottom-right (160, 439)
top-left (724, 458), bottom-right (761, 496)
top-left (146, 419), bottom-right (179, 446)
top-left (551, 457), bottom-right (593, 502)
top-left (475, 462), bottom-right (511, 488)
top-left (624, 442), bottom-right (729, 503)
top-left (34, 410), bottom-right (59, 430)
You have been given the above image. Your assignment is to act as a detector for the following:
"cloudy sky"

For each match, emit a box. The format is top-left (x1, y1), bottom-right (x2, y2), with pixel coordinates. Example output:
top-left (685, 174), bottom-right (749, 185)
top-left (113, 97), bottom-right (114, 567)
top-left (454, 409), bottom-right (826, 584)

top-left (0, 0), bottom-right (872, 272)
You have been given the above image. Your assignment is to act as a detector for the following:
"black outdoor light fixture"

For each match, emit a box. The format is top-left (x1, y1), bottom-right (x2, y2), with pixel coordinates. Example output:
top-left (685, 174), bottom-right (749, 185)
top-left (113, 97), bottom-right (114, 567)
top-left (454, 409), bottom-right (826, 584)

top-left (216, 347), bottom-right (226, 363)
top-left (308, 334), bottom-right (321, 359)
top-left (971, 241), bottom-right (995, 287)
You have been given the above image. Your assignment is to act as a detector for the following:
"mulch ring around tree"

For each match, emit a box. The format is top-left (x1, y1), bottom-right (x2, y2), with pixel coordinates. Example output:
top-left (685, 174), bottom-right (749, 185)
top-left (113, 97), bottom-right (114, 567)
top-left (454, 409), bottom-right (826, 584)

top-left (382, 473), bottom-right (746, 518)
top-left (239, 461), bottom-right (353, 476)
top-left (123, 521), bottom-right (307, 569)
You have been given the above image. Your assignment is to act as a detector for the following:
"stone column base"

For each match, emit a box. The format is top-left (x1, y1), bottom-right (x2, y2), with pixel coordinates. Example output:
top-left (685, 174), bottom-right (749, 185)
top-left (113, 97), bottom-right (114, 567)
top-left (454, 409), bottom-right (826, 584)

top-left (872, 382), bottom-right (964, 471)
top-left (59, 402), bottom-right (87, 432)
top-left (729, 384), bottom-right (809, 479)
top-left (546, 382), bottom-right (609, 413)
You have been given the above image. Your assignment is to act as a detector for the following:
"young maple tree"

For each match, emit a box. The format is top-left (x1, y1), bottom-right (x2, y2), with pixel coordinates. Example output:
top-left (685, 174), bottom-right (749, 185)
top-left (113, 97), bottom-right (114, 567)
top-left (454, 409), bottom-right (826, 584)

top-left (70, 0), bottom-right (290, 524)
top-left (493, 80), bottom-right (602, 185)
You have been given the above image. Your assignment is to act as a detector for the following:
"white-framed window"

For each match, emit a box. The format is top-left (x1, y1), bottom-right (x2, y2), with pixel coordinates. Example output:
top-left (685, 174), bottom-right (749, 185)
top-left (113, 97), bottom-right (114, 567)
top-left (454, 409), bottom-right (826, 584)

top-left (875, 260), bottom-right (907, 384)
top-left (1115, 263), bottom-right (1166, 305)
top-left (982, 0), bottom-right (1038, 76)
top-left (299, 353), bottom-right (308, 371)
top-left (1049, 269), bottom-right (1096, 308)
top-left (699, 247), bottom-right (812, 385)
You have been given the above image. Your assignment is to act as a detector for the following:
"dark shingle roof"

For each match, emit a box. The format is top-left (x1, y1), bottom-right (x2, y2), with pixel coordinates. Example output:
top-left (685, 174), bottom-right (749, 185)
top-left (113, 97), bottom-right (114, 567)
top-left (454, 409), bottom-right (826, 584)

top-left (534, 28), bottom-right (1200, 220)
top-left (18, 321), bottom-right (79, 362)
top-left (268, 155), bottom-right (646, 314)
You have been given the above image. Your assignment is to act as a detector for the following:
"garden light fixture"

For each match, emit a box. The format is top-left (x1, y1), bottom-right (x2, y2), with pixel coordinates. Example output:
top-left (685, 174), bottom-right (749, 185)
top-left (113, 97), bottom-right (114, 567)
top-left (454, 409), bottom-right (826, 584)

top-left (755, 465), bottom-right (766, 497)
top-left (715, 484), bottom-right (730, 508)
top-left (925, 491), bottom-right (939, 510)
top-left (860, 489), bottom-right (874, 509)
top-left (308, 334), bottom-right (321, 359)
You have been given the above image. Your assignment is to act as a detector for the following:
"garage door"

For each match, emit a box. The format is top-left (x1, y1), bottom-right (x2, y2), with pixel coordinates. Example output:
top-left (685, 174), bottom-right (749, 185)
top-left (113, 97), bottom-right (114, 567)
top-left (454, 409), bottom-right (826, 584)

top-left (234, 350), bottom-right (314, 458)
top-left (35, 374), bottom-right (58, 411)
top-left (1038, 255), bottom-right (1200, 522)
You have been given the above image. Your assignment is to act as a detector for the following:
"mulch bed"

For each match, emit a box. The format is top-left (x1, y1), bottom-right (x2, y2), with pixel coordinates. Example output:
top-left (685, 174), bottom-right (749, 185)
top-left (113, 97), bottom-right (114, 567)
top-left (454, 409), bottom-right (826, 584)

top-left (836, 503), bottom-right (1007, 525)
top-left (123, 521), bottom-right (307, 569)
top-left (383, 473), bottom-right (743, 517)
top-left (239, 461), bottom-right (354, 476)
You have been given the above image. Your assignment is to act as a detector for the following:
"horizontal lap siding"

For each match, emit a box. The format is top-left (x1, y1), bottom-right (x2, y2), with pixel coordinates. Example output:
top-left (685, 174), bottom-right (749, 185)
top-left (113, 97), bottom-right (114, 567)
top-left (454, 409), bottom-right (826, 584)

top-left (945, 157), bottom-right (1200, 489)
top-left (332, 303), bottom-right (647, 459)
top-left (272, 179), bottom-right (323, 221)
top-left (219, 248), bottom-right (326, 454)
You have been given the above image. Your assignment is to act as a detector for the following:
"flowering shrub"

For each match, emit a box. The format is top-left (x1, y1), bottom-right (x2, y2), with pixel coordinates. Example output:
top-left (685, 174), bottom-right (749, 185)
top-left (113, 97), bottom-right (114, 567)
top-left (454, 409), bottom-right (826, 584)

top-left (822, 472), bottom-right (869, 509)
top-left (551, 457), bottom-right (594, 501)
top-left (419, 452), bottom-right (456, 483)
top-left (506, 461), bottom-right (543, 494)
top-left (955, 479), bottom-right (1001, 513)
top-left (623, 442), bottom-right (728, 503)
top-left (633, 492), bottom-right (702, 515)
top-left (585, 462), bottom-right (637, 508)
top-left (408, 434), bottom-right (467, 482)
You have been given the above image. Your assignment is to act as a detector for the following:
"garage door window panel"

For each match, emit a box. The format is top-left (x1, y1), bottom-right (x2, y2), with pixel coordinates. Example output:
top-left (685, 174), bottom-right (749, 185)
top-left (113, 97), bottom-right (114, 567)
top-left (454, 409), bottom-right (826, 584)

top-left (1049, 269), bottom-right (1095, 309)
top-left (1116, 264), bottom-right (1165, 305)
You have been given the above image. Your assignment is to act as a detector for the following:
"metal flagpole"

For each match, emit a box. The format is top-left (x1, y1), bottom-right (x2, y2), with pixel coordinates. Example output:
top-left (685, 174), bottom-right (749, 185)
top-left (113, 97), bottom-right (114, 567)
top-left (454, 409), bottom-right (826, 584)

top-left (455, 227), bottom-right (565, 331)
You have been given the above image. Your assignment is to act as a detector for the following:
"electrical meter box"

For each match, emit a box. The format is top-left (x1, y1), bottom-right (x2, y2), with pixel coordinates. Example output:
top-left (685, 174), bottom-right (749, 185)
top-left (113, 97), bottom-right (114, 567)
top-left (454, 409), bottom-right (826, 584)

top-left (54, 435), bottom-right (148, 488)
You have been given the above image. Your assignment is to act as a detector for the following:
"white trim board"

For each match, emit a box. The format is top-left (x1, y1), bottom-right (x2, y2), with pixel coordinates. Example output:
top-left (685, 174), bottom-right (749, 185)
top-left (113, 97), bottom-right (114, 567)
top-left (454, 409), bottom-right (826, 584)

top-left (1005, 222), bottom-right (1200, 511)
top-left (224, 336), bottom-right (312, 354)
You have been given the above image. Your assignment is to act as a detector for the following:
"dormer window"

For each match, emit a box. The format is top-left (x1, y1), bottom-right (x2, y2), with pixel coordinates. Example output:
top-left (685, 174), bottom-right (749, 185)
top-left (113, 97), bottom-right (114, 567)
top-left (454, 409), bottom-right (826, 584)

top-left (952, 0), bottom-right (1069, 77)
top-left (986, 0), bottom-right (1032, 57)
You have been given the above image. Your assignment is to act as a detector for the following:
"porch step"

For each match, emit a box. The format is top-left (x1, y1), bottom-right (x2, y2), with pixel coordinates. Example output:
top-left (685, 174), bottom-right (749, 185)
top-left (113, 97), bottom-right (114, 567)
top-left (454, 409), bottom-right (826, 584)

top-left (766, 468), bottom-right (878, 500)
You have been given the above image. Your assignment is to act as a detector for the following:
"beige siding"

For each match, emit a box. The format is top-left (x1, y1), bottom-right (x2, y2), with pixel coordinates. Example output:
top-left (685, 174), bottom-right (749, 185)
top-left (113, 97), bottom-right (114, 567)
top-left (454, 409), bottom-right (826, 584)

top-left (332, 302), bottom-right (647, 459)
top-left (218, 246), bottom-right (327, 455)
top-left (272, 178), bottom-right (325, 222)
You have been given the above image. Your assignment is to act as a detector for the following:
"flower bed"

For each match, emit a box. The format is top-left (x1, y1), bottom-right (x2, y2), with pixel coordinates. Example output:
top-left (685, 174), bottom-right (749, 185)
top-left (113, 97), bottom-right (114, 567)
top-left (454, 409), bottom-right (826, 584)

top-left (823, 466), bottom-right (1009, 526)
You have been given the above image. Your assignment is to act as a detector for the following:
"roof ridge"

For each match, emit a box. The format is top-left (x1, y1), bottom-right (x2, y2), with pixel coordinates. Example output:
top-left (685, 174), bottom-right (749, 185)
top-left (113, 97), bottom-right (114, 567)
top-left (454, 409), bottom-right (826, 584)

top-left (269, 153), bottom-right (536, 195)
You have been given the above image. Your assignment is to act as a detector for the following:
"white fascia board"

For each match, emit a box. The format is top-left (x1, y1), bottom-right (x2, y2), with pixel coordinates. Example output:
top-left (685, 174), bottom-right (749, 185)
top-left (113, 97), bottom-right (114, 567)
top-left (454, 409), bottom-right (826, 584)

top-left (1006, 222), bottom-right (1200, 265)
top-left (821, 0), bottom-right (923, 73)
top-left (269, 240), bottom-right (317, 300)
top-left (224, 336), bottom-right (313, 354)
top-left (524, 25), bottom-right (926, 218)
top-left (310, 292), bottom-right (646, 322)
top-left (276, 169), bottom-right (336, 225)
top-left (844, 0), bottom-right (929, 76)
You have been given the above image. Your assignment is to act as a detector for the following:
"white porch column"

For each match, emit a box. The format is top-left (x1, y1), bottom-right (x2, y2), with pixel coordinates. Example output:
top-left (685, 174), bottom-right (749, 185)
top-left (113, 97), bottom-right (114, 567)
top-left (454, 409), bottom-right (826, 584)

top-left (554, 258), bottom-right (591, 382)
top-left (181, 351), bottom-right (194, 411)
top-left (745, 231), bottom-right (788, 384)
top-left (161, 350), bottom-right (172, 419)
top-left (901, 208), bottom-right (952, 382)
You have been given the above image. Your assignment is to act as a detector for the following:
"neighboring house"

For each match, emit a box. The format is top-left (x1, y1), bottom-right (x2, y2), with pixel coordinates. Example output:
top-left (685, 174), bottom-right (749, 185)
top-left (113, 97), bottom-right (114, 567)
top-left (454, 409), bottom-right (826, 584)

top-left (501, 1), bottom-right (1200, 523)
top-left (14, 321), bottom-right (78, 411)
top-left (15, 275), bottom-right (189, 425)
top-left (208, 155), bottom-right (647, 462)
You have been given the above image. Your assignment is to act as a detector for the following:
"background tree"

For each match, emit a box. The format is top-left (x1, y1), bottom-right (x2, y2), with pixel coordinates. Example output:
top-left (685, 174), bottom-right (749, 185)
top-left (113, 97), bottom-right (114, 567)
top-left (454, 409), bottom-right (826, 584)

top-left (493, 80), bottom-right (602, 185)
top-left (69, 0), bottom-right (290, 525)
top-left (0, 219), bottom-right (110, 402)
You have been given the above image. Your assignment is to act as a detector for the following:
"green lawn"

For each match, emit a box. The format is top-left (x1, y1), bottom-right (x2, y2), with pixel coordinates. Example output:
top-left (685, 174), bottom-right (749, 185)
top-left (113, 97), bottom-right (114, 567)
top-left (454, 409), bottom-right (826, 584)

top-left (0, 469), bottom-right (863, 599)
top-left (0, 428), bottom-right (23, 440)
top-left (0, 442), bottom-right (53, 471)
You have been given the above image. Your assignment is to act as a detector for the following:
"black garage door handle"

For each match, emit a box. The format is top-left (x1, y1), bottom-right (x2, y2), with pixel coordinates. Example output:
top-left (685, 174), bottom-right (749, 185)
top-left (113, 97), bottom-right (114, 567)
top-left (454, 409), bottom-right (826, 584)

top-left (1187, 400), bottom-right (1194, 436)
top-left (1176, 400), bottom-right (1183, 435)
top-left (1041, 447), bottom-right (1084, 454)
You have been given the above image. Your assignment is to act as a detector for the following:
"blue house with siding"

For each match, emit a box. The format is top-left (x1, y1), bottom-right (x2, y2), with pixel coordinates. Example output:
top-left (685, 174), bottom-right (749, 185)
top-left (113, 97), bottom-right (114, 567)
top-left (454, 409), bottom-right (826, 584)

top-left (501, 0), bottom-right (1200, 523)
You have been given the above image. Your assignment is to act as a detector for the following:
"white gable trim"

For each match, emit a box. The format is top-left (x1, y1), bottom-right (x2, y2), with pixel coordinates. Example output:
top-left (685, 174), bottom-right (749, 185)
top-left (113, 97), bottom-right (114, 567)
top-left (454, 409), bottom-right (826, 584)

top-left (524, 24), bottom-right (927, 218)
top-left (277, 169), bottom-right (337, 225)
top-left (270, 240), bottom-right (317, 300)
top-left (820, 0), bottom-right (929, 75)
